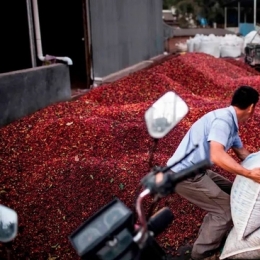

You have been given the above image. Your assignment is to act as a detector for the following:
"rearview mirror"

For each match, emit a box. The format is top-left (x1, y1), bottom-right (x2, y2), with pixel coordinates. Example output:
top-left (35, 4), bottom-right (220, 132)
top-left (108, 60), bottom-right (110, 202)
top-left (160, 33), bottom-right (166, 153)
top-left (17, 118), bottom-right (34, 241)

top-left (0, 205), bottom-right (18, 242)
top-left (145, 91), bottom-right (189, 139)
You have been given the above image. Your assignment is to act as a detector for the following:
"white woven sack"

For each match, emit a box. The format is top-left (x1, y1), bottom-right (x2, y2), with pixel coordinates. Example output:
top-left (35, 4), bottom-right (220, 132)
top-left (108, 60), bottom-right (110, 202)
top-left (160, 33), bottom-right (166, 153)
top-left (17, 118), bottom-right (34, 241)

top-left (187, 40), bottom-right (194, 52)
top-left (231, 152), bottom-right (260, 240)
top-left (220, 227), bottom-right (260, 259)
top-left (193, 39), bottom-right (201, 52)
top-left (220, 45), bottom-right (241, 58)
top-left (198, 41), bottom-right (220, 58)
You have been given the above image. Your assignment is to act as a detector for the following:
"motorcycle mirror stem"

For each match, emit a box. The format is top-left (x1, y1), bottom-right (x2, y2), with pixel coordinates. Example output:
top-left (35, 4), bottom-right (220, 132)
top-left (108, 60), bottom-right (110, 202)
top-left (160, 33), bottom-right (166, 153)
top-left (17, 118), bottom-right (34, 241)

top-left (133, 91), bottom-right (190, 245)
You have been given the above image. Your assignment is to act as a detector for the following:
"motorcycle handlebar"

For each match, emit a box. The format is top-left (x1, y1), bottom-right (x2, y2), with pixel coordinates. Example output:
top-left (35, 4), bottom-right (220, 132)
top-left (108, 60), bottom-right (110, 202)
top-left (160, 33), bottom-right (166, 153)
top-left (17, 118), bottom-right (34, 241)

top-left (169, 159), bottom-right (210, 184)
top-left (141, 159), bottom-right (211, 198)
top-left (136, 159), bottom-right (210, 245)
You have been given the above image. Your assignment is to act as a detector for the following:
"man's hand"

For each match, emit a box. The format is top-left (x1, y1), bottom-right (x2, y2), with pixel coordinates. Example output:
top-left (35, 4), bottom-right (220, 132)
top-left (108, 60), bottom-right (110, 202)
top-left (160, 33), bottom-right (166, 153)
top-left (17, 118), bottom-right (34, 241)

top-left (142, 171), bottom-right (175, 197)
top-left (248, 168), bottom-right (260, 183)
top-left (155, 172), bottom-right (164, 184)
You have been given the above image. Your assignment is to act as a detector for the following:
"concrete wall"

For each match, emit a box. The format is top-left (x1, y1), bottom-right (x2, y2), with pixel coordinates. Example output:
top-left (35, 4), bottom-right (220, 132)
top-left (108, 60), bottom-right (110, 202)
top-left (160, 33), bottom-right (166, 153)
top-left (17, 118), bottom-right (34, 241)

top-left (89, 0), bottom-right (164, 78)
top-left (226, 27), bottom-right (239, 34)
top-left (0, 64), bottom-right (71, 127)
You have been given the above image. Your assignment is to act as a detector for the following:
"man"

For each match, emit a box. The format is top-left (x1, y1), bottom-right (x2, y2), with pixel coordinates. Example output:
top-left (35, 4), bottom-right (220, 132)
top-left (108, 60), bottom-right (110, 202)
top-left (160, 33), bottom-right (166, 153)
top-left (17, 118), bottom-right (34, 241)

top-left (166, 86), bottom-right (260, 260)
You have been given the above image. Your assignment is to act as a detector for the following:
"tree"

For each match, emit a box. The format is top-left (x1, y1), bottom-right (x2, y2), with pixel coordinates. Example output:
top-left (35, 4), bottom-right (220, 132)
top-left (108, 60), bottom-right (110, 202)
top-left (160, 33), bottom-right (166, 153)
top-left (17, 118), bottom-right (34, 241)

top-left (163, 0), bottom-right (227, 25)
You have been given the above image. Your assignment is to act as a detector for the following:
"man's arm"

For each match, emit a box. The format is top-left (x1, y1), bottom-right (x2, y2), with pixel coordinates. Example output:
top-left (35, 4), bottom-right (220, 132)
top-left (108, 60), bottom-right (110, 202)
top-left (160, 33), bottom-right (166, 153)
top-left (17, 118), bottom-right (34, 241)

top-left (231, 134), bottom-right (249, 161)
top-left (210, 141), bottom-right (260, 183)
top-left (232, 146), bottom-right (250, 161)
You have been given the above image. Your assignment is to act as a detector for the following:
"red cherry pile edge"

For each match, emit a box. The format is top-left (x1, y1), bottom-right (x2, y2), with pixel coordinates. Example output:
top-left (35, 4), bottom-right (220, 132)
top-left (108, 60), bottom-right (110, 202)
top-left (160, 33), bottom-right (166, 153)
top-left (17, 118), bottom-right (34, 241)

top-left (0, 53), bottom-right (260, 259)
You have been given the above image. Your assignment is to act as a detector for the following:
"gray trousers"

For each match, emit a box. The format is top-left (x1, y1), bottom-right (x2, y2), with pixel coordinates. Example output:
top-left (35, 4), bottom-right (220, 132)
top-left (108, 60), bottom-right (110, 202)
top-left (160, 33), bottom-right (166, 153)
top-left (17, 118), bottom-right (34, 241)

top-left (175, 169), bottom-right (232, 259)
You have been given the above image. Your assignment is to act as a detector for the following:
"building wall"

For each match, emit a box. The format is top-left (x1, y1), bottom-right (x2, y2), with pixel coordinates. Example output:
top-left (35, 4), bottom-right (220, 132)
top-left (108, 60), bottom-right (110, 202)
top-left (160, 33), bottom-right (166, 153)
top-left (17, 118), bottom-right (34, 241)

top-left (89, 0), bottom-right (164, 78)
top-left (1, 0), bottom-right (165, 86)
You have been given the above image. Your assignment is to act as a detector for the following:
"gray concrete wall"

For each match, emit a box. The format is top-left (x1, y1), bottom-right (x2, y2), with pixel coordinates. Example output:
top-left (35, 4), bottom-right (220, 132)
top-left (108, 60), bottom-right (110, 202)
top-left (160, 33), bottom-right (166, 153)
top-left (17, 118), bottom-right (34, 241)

top-left (89, 0), bottom-right (164, 78)
top-left (0, 64), bottom-right (71, 127)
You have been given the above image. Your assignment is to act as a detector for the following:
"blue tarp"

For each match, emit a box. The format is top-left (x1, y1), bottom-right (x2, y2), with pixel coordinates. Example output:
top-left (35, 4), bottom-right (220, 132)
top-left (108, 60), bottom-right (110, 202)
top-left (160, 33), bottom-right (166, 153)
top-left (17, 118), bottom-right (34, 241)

top-left (239, 23), bottom-right (255, 36)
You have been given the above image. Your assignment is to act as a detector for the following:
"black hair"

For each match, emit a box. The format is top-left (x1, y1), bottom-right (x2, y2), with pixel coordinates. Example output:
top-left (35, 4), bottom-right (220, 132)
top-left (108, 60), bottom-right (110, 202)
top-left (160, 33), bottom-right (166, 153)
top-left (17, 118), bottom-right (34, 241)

top-left (231, 86), bottom-right (259, 109)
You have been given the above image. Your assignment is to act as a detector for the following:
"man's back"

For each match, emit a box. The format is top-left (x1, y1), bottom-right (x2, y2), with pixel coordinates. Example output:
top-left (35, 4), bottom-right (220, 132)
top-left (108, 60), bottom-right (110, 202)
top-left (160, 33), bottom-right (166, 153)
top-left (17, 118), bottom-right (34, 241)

top-left (167, 106), bottom-right (239, 172)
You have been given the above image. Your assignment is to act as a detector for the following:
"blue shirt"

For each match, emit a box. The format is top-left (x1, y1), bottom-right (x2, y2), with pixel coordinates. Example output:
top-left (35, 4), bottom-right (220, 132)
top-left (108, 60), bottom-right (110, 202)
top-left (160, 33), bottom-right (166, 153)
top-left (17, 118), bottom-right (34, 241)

top-left (167, 106), bottom-right (243, 172)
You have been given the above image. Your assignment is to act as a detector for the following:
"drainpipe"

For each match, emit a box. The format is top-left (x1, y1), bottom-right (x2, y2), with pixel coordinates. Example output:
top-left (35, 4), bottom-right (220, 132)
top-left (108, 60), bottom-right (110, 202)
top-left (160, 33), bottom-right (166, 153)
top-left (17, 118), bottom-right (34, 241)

top-left (26, 0), bottom-right (37, 67)
top-left (82, 0), bottom-right (92, 88)
top-left (32, 0), bottom-right (73, 65)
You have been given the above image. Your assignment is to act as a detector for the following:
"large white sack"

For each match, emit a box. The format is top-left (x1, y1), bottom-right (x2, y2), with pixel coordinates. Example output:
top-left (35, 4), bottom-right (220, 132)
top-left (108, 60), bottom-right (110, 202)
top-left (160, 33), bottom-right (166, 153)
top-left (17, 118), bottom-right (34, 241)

top-left (208, 33), bottom-right (216, 39)
top-left (187, 39), bottom-right (194, 52)
top-left (221, 35), bottom-right (243, 46)
top-left (231, 152), bottom-right (260, 240)
top-left (193, 38), bottom-right (201, 52)
top-left (198, 41), bottom-right (220, 58)
top-left (220, 227), bottom-right (260, 259)
top-left (194, 34), bottom-right (204, 39)
top-left (220, 45), bottom-right (241, 58)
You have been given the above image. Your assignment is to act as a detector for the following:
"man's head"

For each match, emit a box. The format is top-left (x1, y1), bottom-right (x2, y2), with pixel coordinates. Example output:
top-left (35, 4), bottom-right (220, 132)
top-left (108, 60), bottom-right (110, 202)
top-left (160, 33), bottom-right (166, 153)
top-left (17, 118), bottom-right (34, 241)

top-left (231, 86), bottom-right (259, 122)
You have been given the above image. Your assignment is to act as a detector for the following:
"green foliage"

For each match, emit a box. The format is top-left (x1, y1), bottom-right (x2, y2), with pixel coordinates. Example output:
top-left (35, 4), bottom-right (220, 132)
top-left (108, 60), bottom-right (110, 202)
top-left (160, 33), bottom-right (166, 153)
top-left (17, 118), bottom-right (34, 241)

top-left (163, 0), bottom-right (228, 24)
top-left (163, 0), bottom-right (176, 9)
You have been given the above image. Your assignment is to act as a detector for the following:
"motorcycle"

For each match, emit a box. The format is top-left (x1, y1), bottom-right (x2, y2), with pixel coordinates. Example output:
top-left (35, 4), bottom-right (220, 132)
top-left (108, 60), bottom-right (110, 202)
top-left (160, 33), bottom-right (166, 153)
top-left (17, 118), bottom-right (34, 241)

top-left (69, 91), bottom-right (210, 260)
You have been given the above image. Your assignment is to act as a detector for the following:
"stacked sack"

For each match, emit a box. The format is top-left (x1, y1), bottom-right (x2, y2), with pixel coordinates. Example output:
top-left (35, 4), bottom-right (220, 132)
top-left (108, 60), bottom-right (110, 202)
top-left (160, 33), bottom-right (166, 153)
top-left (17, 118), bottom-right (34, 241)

top-left (220, 152), bottom-right (260, 259)
top-left (187, 34), bottom-right (221, 58)
top-left (187, 34), bottom-right (244, 58)
top-left (220, 34), bottom-right (244, 58)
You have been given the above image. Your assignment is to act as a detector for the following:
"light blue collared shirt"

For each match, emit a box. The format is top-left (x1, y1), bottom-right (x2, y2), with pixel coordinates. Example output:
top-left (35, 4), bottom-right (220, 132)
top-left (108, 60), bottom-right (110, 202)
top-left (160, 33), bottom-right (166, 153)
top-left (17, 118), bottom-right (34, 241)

top-left (167, 106), bottom-right (242, 172)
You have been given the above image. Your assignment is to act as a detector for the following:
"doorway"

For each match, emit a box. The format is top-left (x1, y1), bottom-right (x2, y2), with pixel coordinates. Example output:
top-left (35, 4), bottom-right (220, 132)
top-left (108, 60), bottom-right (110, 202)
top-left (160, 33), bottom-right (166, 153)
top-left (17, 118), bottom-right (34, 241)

top-left (0, 1), bottom-right (32, 73)
top-left (38, 0), bottom-right (90, 89)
